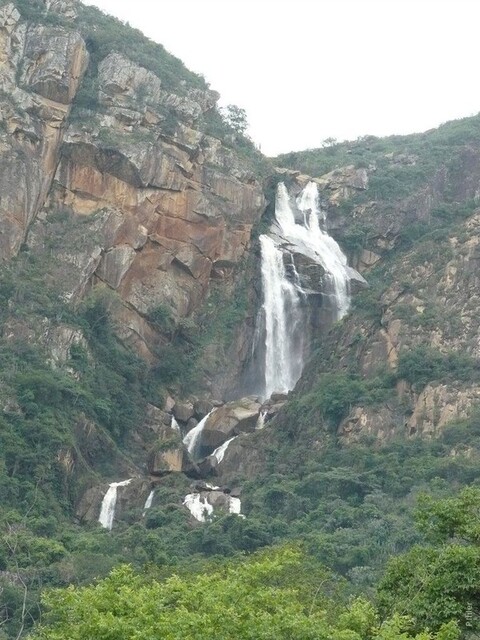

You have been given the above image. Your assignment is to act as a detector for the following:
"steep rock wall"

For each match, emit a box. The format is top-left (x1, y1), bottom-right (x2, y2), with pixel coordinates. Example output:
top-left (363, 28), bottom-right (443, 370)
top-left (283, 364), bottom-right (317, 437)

top-left (0, 2), bottom-right (266, 366)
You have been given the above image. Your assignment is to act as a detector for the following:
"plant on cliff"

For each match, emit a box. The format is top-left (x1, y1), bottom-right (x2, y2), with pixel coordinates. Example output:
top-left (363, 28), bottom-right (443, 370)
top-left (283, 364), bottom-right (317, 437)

top-left (220, 104), bottom-right (249, 135)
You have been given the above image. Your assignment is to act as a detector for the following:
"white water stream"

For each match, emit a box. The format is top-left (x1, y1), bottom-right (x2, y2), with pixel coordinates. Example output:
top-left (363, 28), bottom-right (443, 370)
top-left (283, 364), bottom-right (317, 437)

top-left (183, 493), bottom-right (214, 522)
top-left (98, 479), bottom-right (132, 531)
top-left (259, 181), bottom-right (351, 398)
top-left (211, 436), bottom-right (237, 465)
top-left (182, 410), bottom-right (214, 461)
top-left (143, 490), bottom-right (154, 511)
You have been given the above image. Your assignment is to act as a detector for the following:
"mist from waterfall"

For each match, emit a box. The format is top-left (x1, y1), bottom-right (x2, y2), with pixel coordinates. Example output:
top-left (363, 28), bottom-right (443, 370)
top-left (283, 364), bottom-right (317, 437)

top-left (258, 181), bottom-right (351, 399)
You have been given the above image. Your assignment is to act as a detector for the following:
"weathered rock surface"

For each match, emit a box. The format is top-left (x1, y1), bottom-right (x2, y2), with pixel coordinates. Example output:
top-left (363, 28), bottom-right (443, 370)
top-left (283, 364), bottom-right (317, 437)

top-left (0, 8), bottom-right (265, 375)
top-left (202, 397), bottom-right (262, 448)
top-left (0, 8), bottom-right (88, 259)
top-left (315, 165), bottom-right (368, 203)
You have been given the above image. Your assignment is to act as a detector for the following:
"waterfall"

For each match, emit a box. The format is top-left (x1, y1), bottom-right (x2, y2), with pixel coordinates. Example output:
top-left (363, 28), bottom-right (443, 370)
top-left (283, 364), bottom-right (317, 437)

top-left (182, 410), bottom-right (213, 460)
top-left (295, 182), bottom-right (350, 318)
top-left (260, 235), bottom-right (304, 399)
top-left (98, 479), bottom-right (132, 531)
top-left (229, 497), bottom-right (242, 515)
top-left (256, 410), bottom-right (267, 430)
top-left (183, 493), bottom-right (214, 522)
top-left (258, 181), bottom-right (351, 399)
top-left (171, 416), bottom-right (180, 432)
top-left (211, 436), bottom-right (237, 464)
top-left (143, 490), bottom-right (154, 511)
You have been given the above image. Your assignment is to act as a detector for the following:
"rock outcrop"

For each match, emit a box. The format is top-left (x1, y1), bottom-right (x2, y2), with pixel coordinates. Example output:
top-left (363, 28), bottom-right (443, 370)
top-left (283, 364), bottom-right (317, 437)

top-left (201, 397), bottom-right (262, 449)
top-left (0, 4), bottom-right (88, 259)
top-left (0, 5), bottom-right (265, 368)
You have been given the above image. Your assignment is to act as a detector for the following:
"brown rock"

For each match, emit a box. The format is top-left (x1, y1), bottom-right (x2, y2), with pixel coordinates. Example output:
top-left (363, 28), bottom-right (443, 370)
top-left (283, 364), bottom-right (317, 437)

top-left (173, 402), bottom-right (195, 423)
top-left (202, 397), bottom-right (262, 449)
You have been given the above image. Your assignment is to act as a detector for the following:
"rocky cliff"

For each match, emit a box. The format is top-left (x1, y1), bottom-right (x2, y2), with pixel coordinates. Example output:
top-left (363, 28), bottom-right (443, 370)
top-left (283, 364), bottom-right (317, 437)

top-left (0, 1), bottom-right (266, 363)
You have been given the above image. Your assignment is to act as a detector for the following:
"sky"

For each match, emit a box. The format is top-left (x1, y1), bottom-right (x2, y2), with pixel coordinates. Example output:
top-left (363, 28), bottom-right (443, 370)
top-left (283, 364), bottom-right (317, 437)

top-left (82, 0), bottom-right (480, 156)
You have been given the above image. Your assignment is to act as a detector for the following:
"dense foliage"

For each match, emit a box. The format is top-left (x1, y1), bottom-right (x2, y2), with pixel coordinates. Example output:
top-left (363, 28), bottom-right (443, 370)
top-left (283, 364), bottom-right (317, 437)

top-left (27, 546), bottom-right (462, 640)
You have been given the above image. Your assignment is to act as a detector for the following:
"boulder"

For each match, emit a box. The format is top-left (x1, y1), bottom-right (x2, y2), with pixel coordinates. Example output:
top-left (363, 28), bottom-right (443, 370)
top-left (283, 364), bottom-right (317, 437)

top-left (193, 398), bottom-right (214, 419)
top-left (202, 397), bottom-right (262, 449)
top-left (149, 448), bottom-right (185, 474)
top-left (173, 402), bottom-right (195, 423)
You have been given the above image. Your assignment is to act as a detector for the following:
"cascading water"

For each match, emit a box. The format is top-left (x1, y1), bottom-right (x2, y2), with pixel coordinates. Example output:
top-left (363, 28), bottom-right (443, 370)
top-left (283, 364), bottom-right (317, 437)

top-left (258, 181), bottom-right (352, 399)
top-left (98, 479), bottom-right (132, 531)
top-left (295, 182), bottom-right (350, 317)
top-left (211, 436), bottom-right (237, 465)
top-left (183, 493), bottom-right (214, 522)
top-left (182, 410), bottom-right (214, 461)
top-left (170, 416), bottom-right (180, 432)
top-left (256, 410), bottom-right (267, 430)
top-left (229, 497), bottom-right (242, 515)
top-left (260, 235), bottom-right (305, 399)
top-left (143, 490), bottom-right (154, 511)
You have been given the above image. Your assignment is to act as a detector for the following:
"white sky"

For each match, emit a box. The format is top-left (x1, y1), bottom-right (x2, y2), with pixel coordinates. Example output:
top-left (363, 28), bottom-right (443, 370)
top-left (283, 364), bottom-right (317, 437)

top-left (82, 0), bottom-right (480, 156)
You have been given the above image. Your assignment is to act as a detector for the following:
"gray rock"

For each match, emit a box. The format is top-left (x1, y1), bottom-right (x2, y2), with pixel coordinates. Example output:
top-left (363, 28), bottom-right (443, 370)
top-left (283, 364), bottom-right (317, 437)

top-left (173, 402), bottom-right (195, 423)
top-left (22, 25), bottom-right (88, 104)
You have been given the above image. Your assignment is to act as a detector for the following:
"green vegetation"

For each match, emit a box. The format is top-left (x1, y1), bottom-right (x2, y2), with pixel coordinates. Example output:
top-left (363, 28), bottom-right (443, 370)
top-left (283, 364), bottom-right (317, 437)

top-left (378, 488), bottom-right (480, 634)
top-left (275, 113), bottom-right (480, 178)
top-left (397, 347), bottom-right (480, 389)
top-left (27, 545), bottom-right (462, 640)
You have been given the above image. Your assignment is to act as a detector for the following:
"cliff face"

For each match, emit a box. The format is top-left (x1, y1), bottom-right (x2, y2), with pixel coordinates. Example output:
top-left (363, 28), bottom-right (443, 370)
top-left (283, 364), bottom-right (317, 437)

top-left (0, 2), bottom-right (88, 258)
top-left (0, 0), bottom-right (265, 365)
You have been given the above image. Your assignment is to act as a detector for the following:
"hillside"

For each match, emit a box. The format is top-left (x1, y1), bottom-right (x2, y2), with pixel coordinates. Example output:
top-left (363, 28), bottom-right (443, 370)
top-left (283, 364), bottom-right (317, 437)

top-left (0, 0), bottom-right (479, 637)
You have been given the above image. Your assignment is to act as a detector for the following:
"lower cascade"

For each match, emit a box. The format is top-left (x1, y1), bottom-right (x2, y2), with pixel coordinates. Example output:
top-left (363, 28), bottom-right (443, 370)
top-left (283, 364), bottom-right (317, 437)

top-left (183, 493), bottom-right (214, 522)
top-left (183, 490), bottom-right (243, 522)
top-left (182, 410), bottom-right (214, 461)
top-left (257, 181), bottom-right (357, 399)
top-left (98, 479), bottom-right (132, 531)
top-left (143, 490), bottom-right (155, 513)
top-left (211, 436), bottom-right (237, 465)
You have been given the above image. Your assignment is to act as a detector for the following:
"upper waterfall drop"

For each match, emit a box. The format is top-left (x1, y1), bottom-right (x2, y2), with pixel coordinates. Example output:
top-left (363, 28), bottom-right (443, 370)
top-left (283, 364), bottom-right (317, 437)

top-left (257, 181), bottom-right (352, 399)
top-left (260, 234), bottom-right (305, 399)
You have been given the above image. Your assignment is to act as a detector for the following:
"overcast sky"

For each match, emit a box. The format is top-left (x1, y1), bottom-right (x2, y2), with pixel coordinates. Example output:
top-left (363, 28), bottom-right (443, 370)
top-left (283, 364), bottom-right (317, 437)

top-left (82, 0), bottom-right (480, 156)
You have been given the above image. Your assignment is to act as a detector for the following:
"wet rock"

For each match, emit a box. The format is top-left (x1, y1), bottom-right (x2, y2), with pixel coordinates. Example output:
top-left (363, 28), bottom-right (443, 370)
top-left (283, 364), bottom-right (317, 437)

top-left (186, 417), bottom-right (198, 432)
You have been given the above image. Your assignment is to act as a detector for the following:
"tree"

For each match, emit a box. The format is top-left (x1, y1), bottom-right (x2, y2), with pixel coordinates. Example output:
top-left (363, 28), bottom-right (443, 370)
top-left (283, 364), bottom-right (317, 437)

top-left (29, 548), bottom-right (458, 640)
top-left (377, 488), bottom-right (480, 634)
top-left (221, 104), bottom-right (248, 135)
